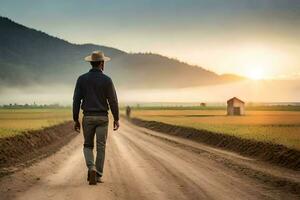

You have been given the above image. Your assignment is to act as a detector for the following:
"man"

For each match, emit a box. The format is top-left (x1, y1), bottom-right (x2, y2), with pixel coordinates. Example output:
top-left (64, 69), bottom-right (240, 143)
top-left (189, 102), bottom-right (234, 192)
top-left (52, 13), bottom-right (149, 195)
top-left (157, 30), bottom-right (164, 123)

top-left (126, 105), bottom-right (131, 118)
top-left (73, 51), bottom-right (119, 185)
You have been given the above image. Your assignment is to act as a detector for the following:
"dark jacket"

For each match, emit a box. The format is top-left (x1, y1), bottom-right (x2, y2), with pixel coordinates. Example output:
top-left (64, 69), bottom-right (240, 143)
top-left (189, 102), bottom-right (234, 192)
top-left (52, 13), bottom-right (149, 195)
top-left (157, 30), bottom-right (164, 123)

top-left (73, 68), bottom-right (119, 122)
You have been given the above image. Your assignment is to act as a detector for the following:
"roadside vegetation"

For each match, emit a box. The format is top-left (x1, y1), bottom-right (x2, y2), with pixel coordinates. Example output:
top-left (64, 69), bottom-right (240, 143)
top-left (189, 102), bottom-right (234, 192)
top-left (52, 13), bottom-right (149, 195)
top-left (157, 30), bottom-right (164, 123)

top-left (0, 108), bottom-right (71, 138)
top-left (125, 105), bottom-right (300, 111)
top-left (129, 108), bottom-right (300, 150)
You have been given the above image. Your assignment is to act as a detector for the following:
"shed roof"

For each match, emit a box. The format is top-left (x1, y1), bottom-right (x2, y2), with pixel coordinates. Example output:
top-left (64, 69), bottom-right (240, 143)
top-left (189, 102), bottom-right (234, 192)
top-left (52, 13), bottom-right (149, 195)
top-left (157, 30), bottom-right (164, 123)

top-left (227, 97), bottom-right (245, 104)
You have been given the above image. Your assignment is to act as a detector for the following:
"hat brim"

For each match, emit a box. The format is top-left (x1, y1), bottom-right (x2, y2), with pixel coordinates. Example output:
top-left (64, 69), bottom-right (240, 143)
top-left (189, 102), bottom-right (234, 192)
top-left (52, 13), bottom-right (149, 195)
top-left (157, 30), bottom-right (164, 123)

top-left (84, 55), bottom-right (111, 62)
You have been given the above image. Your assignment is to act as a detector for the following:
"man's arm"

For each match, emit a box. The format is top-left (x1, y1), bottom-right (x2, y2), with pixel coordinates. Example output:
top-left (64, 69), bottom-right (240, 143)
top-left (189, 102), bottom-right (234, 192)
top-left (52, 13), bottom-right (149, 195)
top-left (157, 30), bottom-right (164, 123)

top-left (73, 77), bottom-right (83, 131)
top-left (107, 78), bottom-right (119, 130)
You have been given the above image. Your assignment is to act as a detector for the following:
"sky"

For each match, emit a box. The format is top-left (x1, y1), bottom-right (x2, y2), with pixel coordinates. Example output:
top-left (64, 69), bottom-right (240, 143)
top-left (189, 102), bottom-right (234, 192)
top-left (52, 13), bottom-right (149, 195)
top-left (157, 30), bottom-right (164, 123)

top-left (1, 0), bottom-right (300, 79)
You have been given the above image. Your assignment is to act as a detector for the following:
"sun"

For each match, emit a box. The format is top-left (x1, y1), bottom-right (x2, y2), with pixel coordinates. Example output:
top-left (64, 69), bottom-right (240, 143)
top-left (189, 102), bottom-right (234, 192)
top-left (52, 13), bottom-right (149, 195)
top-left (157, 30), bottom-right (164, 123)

top-left (248, 68), bottom-right (263, 80)
top-left (236, 44), bottom-right (277, 80)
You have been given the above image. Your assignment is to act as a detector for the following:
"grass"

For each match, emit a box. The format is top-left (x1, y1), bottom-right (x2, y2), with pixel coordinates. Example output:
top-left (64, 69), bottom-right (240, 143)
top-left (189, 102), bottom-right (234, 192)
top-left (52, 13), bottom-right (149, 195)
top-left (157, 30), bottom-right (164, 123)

top-left (0, 108), bottom-right (71, 138)
top-left (2, 107), bottom-right (300, 150)
top-left (130, 109), bottom-right (300, 150)
top-left (125, 105), bottom-right (300, 111)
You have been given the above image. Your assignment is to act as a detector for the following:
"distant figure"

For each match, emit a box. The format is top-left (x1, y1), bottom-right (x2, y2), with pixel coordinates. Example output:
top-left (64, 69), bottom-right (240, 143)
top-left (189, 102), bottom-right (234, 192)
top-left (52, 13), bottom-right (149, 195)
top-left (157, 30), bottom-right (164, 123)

top-left (73, 51), bottom-right (119, 185)
top-left (126, 106), bottom-right (131, 118)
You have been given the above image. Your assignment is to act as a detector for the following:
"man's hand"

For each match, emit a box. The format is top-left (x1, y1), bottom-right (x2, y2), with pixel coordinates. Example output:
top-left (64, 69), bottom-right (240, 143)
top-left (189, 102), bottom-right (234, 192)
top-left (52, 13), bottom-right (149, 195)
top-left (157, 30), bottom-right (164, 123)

top-left (113, 121), bottom-right (120, 131)
top-left (74, 121), bottom-right (81, 133)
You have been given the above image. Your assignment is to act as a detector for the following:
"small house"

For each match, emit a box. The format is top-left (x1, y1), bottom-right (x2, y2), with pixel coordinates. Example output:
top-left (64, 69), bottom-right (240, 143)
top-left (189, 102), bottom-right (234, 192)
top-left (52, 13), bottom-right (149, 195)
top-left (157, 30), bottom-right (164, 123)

top-left (200, 102), bottom-right (206, 107)
top-left (227, 97), bottom-right (245, 116)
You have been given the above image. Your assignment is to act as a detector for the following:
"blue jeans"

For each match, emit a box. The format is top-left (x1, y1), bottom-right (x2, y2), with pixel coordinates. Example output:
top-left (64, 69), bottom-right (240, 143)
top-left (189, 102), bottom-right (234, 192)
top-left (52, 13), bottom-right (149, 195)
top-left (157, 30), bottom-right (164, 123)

top-left (82, 115), bottom-right (108, 177)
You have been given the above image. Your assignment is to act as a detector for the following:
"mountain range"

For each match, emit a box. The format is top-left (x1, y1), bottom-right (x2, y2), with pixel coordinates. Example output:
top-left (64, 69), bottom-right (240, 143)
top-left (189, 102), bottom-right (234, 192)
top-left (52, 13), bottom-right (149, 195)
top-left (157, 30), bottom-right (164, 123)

top-left (0, 16), bottom-right (244, 90)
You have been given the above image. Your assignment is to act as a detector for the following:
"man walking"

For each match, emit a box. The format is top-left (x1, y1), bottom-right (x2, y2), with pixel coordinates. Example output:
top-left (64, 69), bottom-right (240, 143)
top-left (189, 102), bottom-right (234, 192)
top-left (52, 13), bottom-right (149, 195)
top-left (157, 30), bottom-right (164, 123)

top-left (73, 51), bottom-right (119, 185)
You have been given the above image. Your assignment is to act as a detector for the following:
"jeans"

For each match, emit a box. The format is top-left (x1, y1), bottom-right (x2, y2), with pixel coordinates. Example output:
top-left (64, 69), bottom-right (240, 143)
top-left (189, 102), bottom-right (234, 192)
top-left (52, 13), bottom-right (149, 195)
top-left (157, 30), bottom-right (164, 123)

top-left (82, 115), bottom-right (108, 177)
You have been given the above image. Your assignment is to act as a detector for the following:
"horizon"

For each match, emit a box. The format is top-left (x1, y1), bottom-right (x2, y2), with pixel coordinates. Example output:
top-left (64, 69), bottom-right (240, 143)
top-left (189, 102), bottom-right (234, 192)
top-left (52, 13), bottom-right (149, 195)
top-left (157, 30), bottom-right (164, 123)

top-left (2, 101), bottom-right (300, 107)
top-left (1, 79), bottom-right (300, 104)
top-left (1, 0), bottom-right (299, 80)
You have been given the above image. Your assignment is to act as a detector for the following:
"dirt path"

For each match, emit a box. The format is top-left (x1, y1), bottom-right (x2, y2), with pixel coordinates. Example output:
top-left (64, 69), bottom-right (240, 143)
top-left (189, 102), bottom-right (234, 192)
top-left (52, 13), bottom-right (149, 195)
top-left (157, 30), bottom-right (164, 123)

top-left (1, 120), bottom-right (299, 200)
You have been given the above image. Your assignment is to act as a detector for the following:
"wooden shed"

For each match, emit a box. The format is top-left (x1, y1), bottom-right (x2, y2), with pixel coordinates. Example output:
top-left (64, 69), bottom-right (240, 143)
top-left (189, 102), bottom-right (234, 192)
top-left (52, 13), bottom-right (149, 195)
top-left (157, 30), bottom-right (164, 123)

top-left (227, 97), bottom-right (245, 116)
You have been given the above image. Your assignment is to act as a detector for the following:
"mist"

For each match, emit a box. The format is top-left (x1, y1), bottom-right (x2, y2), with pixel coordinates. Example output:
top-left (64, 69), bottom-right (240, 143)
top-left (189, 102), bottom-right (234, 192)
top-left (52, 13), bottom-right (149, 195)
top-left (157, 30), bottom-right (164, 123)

top-left (1, 79), bottom-right (299, 105)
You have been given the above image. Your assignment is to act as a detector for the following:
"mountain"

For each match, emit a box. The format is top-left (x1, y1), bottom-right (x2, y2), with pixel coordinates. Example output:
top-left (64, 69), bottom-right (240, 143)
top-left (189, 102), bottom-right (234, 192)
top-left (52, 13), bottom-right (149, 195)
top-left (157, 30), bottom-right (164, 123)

top-left (0, 16), bottom-right (243, 89)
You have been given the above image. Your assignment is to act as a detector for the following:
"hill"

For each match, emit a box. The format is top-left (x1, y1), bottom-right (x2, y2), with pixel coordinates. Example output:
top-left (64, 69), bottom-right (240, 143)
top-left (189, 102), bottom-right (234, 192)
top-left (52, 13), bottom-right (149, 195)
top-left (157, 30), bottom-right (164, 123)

top-left (0, 16), bottom-right (243, 89)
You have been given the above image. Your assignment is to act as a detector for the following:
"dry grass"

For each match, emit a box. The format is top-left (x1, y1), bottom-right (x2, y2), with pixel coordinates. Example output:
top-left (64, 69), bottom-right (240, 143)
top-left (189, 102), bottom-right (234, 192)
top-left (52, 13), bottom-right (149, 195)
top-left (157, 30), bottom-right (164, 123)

top-left (131, 110), bottom-right (300, 150)
top-left (0, 109), bottom-right (71, 138)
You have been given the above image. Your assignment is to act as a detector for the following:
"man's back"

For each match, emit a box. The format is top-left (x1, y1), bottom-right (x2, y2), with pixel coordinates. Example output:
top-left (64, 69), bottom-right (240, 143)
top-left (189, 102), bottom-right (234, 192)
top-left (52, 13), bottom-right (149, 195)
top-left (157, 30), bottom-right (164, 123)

top-left (73, 68), bottom-right (119, 123)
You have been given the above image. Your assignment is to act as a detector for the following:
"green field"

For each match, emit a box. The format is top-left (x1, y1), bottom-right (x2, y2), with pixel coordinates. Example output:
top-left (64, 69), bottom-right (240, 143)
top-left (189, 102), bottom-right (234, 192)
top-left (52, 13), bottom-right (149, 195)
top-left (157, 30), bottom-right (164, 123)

top-left (0, 108), bottom-right (71, 138)
top-left (130, 109), bottom-right (300, 150)
top-left (124, 105), bottom-right (300, 111)
top-left (2, 107), bottom-right (300, 150)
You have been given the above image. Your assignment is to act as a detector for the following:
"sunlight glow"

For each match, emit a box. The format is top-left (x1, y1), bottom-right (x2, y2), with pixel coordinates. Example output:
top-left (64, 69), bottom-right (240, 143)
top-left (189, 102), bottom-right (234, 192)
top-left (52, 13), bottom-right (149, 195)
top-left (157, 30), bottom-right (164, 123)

top-left (247, 68), bottom-right (264, 80)
top-left (236, 44), bottom-right (279, 80)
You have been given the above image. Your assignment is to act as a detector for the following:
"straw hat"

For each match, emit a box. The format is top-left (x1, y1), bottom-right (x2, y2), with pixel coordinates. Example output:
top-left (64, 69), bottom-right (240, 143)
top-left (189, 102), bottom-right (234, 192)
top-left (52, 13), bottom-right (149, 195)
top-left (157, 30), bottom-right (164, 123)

top-left (84, 51), bottom-right (111, 62)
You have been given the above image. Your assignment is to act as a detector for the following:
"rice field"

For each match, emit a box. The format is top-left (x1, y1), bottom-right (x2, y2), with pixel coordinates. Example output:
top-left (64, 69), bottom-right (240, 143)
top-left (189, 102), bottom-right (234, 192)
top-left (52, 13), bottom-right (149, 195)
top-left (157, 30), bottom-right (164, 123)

top-left (0, 108), bottom-right (71, 138)
top-left (131, 109), bottom-right (300, 150)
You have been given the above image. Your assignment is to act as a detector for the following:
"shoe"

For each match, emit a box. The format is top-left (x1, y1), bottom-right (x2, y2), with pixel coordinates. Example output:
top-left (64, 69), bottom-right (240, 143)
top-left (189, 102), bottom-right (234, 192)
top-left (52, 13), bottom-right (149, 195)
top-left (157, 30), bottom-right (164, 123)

top-left (88, 169), bottom-right (97, 185)
top-left (96, 176), bottom-right (103, 183)
top-left (87, 170), bottom-right (94, 182)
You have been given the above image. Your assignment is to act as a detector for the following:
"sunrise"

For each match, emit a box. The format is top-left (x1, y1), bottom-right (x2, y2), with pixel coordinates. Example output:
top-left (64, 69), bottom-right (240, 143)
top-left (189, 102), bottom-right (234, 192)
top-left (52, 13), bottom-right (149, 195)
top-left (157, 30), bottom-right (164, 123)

top-left (0, 0), bottom-right (299, 199)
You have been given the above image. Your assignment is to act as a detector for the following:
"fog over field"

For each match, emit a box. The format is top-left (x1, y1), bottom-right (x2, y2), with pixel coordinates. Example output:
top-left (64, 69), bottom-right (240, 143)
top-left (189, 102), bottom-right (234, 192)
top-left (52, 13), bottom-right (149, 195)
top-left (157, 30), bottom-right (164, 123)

top-left (1, 79), bottom-right (299, 105)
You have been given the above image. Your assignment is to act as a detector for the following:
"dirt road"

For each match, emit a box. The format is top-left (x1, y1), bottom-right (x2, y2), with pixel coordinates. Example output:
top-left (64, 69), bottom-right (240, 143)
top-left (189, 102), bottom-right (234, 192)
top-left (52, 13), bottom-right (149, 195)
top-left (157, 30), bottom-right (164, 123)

top-left (1, 120), bottom-right (299, 200)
